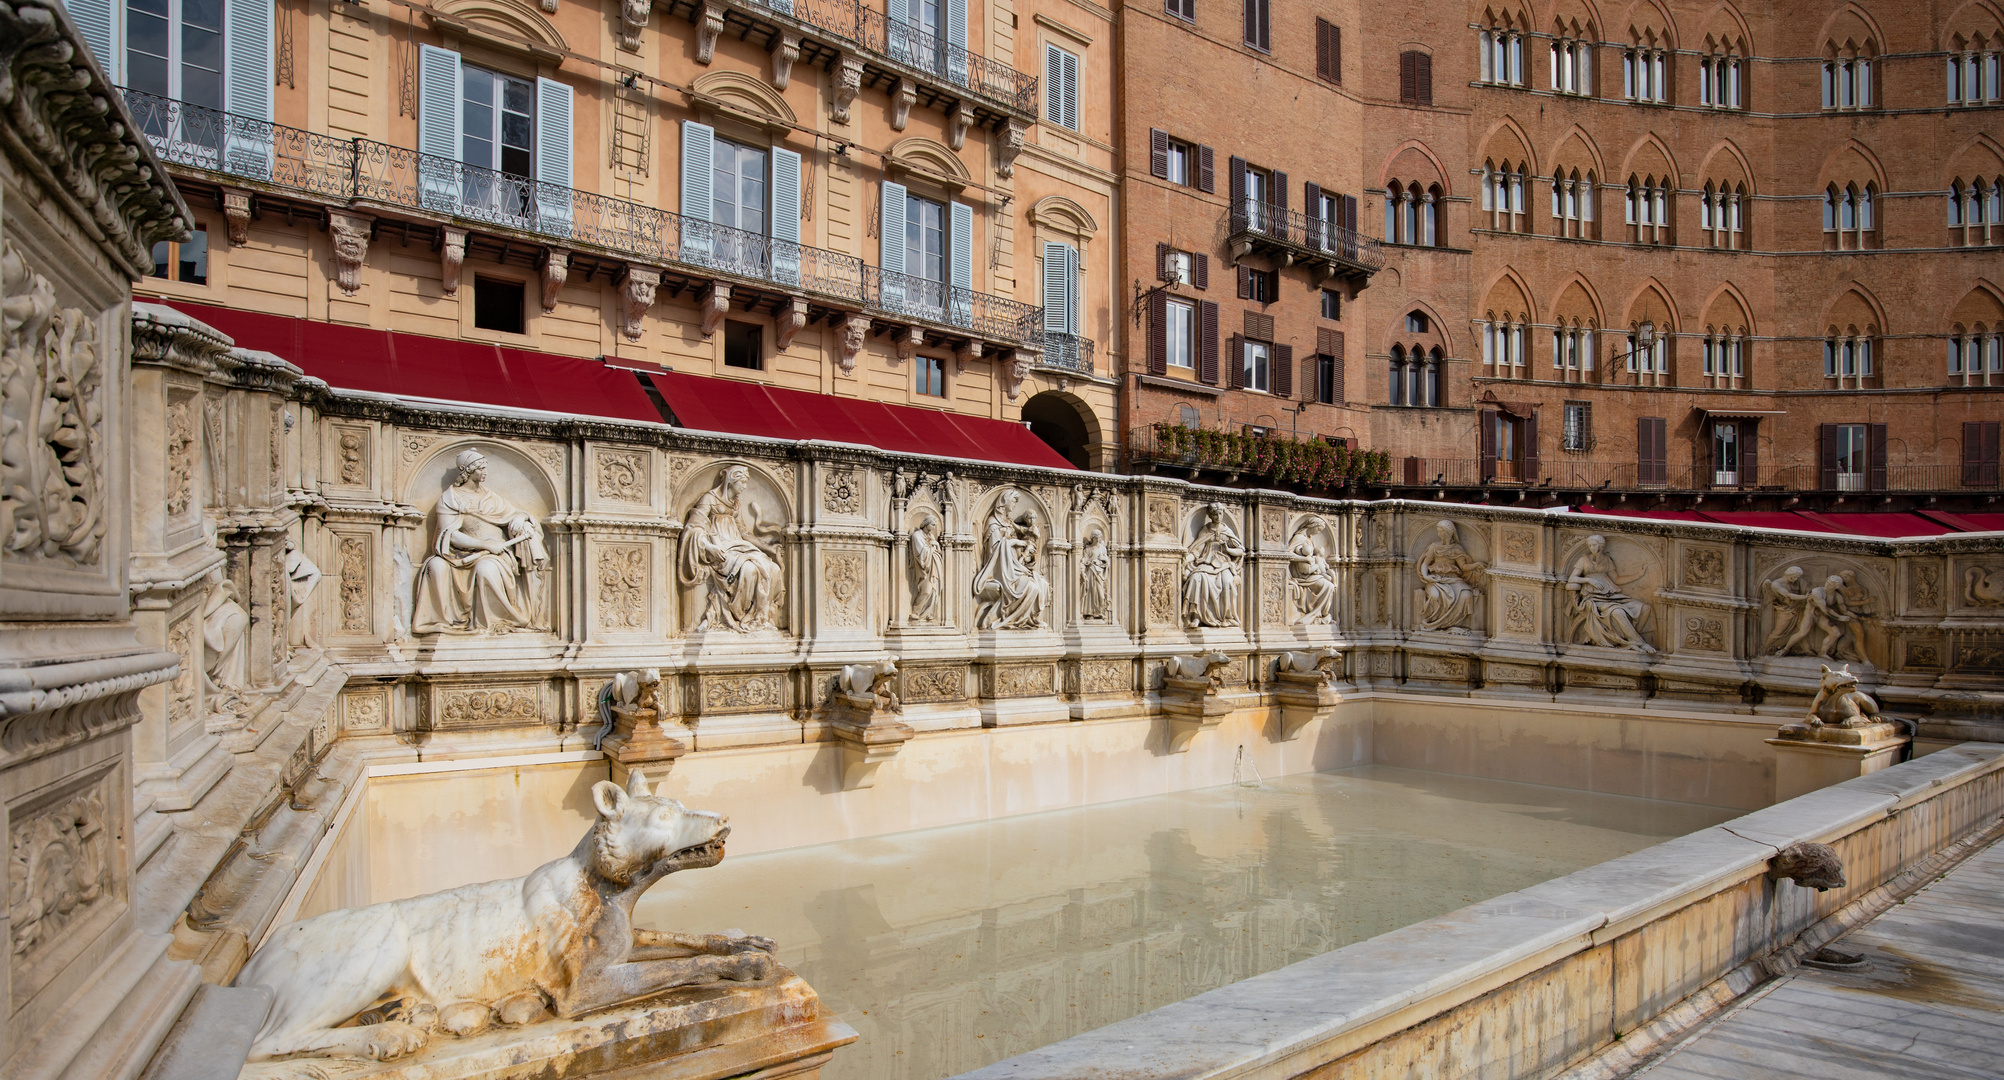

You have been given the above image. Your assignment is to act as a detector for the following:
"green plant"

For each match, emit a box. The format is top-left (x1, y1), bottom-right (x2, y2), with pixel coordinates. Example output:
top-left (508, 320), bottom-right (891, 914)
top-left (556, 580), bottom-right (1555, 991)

top-left (1146, 422), bottom-right (1391, 490)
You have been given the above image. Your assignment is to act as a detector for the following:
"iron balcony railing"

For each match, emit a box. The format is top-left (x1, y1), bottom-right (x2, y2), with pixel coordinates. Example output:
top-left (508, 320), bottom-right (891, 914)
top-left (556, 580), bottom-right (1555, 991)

top-left (1039, 331), bottom-right (1094, 374)
top-left (740, 0), bottom-right (1037, 115)
top-left (1225, 198), bottom-right (1387, 273)
top-left (124, 89), bottom-right (1035, 344)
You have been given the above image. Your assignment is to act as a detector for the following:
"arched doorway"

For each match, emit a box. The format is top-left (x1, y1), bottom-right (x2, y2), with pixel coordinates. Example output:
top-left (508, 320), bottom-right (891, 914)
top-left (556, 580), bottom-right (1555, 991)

top-left (1021, 391), bottom-right (1100, 469)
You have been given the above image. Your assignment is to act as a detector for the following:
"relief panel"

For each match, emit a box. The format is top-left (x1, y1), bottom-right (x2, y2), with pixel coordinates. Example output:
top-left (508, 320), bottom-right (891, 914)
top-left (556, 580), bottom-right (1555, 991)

top-left (596, 543), bottom-right (651, 630)
top-left (595, 448), bottom-right (650, 503)
top-left (982, 663), bottom-right (1055, 698)
top-left (8, 767), bottom-right (123, 995)
top-left (433, 684), bottom-right (545, 728)
top-left (700, 674), bottom-right (788, 714)
top-left (902, 665), bottom-right (967, 703)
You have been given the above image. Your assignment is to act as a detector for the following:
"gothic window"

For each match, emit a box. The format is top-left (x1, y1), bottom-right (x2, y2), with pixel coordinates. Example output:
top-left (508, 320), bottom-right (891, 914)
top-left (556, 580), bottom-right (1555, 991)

top-left (1822, 44), bottom-right (1875, 109)
top-left (1550, 167), bottom-right (1596, 238)
top-left (1626, 175), bottom-right (1671, 243)
top-left (1548, 21), bottom-right (1593, 95)
top-left (1823, 182), bottom-right (1877, 250)
top-left (1948, 177), bottom-right (2003, 246)
top-left (1482, 160), bottom-right (1529, 232)
top-left (1699, 181), bottom-right (1747, 249)
top-left (1623, 34), bottom-right (1669, 102)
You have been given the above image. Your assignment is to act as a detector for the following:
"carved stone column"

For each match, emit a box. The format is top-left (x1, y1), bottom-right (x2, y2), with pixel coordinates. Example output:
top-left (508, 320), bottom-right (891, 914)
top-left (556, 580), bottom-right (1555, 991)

top-left (540, 246), bottom-right (570, 311)
top-left (439, 226), bottom-right (467, 294)
top-left (327, 210), bottom-right (372, 294)
top-left (621, 264), bottom-right (662, 340)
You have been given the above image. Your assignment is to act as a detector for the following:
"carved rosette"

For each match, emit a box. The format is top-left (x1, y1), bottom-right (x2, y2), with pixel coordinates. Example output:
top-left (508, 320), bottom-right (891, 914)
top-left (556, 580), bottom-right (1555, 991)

top-left (343, 690), bottom-right (387, 731)
top-left (822, 468), bottom-right (861, 514)
top-left (1503, 590), bottom-right (1535, 634)
top-left (1681, 616), bottom-right (1726, 651)
top-left (1683, 546), bottom-right (1726, 588)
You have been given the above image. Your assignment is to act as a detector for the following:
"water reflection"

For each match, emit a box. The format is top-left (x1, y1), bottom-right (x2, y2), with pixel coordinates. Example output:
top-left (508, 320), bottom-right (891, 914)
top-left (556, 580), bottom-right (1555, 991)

top-left (635, 765), bottom-right (1734, 1080)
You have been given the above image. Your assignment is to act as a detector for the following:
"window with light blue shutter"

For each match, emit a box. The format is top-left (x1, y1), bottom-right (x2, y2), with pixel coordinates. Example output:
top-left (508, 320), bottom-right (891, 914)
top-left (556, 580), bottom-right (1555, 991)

top-left (770, 147), bottom-right (802, 286)
top-left (946, 0), bottom-right (969, 85)
top-left (880, 180), bottom-right (908, 310)
top-left (534, 77), bottom-right (573, 235)
top-left (417, 45), bottom-right (463, 212)
top-left (1045, 45), bottom-right (1079, 131)
top-left (220, 0), bottom-right (272, 178)
top-left (1042, 241), bottom-right (1076, 333)
top-left (886, 0), bottom-right (914, 64)
top-left (949, 200), bottom-right (973, 326)
top-left (680, 120), bottom-right (715, 263)
top-left (62, 0), bottom-right (117, 77)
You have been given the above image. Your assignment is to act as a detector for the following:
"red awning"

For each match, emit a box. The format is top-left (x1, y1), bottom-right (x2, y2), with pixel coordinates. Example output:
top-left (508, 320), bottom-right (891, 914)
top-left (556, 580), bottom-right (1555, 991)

top-left (1574, 507), bottom-right (1715, 522)
top-left (1919, 510), bottom-right (2004, 534)
top-left (648, 371), bottom-right (1073, 469)
top-left (1792, 511), bottom-right (1959, 538)
top-left (1694, 511), bottom-right (1847, 533)
top-left (160, 301), bottom-right (665, 425)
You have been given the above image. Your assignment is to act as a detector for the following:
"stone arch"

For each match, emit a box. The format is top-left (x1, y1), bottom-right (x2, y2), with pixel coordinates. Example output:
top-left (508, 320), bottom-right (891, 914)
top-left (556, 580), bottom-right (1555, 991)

top-left (1618, 0), bottom-right (1678, 47)
top-left (1945, 281), bottom-right (2004, 333)
top-left (1481, 268), bottom-right (1536, 323)
top-left (1020, 390), bottom-right (1101, 470)
top-left (404, 440), bottom-right (559, 514)
top-left (1944, 134), bottom-right (2004, 188)
top-left (1483, 1), bottom-right (1536, 30)
top-left (1381, 140), bottom-right (1451, 195)
top-left (1821, 283), bottom-right (1886, 336)
top-left (1698, 0), bottom-right (1754, 52)
top-left (1479, 117), bottom-right (1539, 176)
top-left (1619, 133), bottom-right (1678, 185)
top-left (1550, 0), bottom-right (1603, 37)
top-left (1697, 140), bottom-right (1754, 191)
top-left (1027, 196), bottom-right (1097, 239)
top-left (887, 136), bottom-right (972, 186)
top-left (689, 69), bottom-right (799, 126)
top-left (674, 459), bottom-right (795, 524)
top-left (1398, 298), bottom-right (1458, 355)
top-left (432, 0), bottom-right (568, 53)
top-left (1943, 0), bottom-right (2004, 47)
top-left (1622, 278), bottom-right (1680, 332)
top-left (1548, 126), bottom-right (1607, 180)
top-left (1817, 140), bottom-right (1887, 191)
top-left (1701, 284), bottom-right (1754, 336)
top-left (1817, 3), bottom-right (1884, 54)
top-left (1550, 276), bottom-right (1604, 328)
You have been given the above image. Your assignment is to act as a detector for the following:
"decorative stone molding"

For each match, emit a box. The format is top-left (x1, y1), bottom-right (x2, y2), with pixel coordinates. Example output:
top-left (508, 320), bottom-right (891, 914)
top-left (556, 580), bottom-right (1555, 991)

top-left (542, 0), bottom-right (558, 11)
top-left (1683, 546), bottom-right (1726, 588)
top-left (621, 265), bottom-right (661, 340)
top-left (540, 247), bottom-right (570, 311)
top-left (902, 664), bottom-right (965, 703)
top-left (891, 79), bottom-right (917, 131)
top-left (327, 211), bottom-right (372, 295)
top-left (439, 227), bottom-right (468, 294)
top-left (996, 118), bottom-right (1028, 179)
top-left (895, 326), bottom-right (922, 363)
top-left (8, 769), bottom-right (120, 959)
top-left (955, 340), bottom-right (982, 376)
top-left (695, 1), bottom-right (725, 63)
top-left (700, 283), bottom-right (730, 337)
top-left (773, 32), bottom-right (800, 89)
top-left (831, 54), bottom-right (863, 123)
top-left (982, 663), bottom-right (1055, 698)
top-left (435, 684), bottom-right (543, 728)
top-left (1001, 351), bottom-right (1034, 401)
top-left (948, 104), bottom-right (973, 150)
top-left (337, 535), bottom-right (369, 632)
top-left (619, 0), bottom-right (647, 49)
top-left (597, 544), bottom-right (650, 630)
top-left (3, 240), bottom-right (109, 568)
top-left (222, 188), bottom-right (253, 245)
top-left (1500, 527), bottom-right (1536, 564)
top-left (0, 0), bottom-right (192, 275)
top-left (838, 314), bottom-right (869, 374)
top-left (776, 297), bottom-right (807, 350)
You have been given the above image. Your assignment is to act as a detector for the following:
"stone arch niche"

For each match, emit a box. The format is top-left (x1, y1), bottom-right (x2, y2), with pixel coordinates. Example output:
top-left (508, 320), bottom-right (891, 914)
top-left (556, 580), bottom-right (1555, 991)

top-left (1286, 514), bottom-right (1341, 627)
top-left (1021, 390), bottom-right (1100, 469)
top-left (1073, 493), bottom-right (1117, 625)
top-left (1752, 553), bottom-right (1891, 667)
top-left (970, 485), bottom-right (1055, 631)
top-left (673, 460), bottom-right (793, 635)
top-left (1178, 501), bottom-right (1247, 630)
top-left (401, 441), bottom-right (562, 638)
top-left (1557, 530), bottom-right (1663, 652)
top-left (1407, 517), bottom-right (1489, 634)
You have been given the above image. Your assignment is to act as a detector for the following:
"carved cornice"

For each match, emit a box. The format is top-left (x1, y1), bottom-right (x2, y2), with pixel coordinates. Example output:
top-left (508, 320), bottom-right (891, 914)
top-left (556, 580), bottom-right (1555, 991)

top-left (132, 302), bottom-right (234, 375)
top-left (0, 0), bottom-right (191, 278)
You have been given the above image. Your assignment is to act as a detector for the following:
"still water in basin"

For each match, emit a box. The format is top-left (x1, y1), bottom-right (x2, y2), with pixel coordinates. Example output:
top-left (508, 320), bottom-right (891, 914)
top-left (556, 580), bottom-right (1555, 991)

top-left (636, 765), bottom-right (1736, 1080)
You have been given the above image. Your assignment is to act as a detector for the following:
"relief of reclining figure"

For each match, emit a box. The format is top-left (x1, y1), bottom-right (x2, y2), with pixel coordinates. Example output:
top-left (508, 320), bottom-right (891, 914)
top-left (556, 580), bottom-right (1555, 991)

top-left (234, 770), bottom-right (773, 1062)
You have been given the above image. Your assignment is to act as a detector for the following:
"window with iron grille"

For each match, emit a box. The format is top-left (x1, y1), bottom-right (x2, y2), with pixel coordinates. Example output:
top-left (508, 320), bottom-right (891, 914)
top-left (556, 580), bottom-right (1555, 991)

top-left (1562, 401), bottom-right (1591, 451)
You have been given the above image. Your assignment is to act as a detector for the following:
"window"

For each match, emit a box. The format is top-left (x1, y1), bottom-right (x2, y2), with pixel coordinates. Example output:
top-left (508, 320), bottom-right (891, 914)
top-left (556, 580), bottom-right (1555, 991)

top-left (1316, 18), bottom-right (1342, 84)
top-left (1167, 250), bottom-right (1192, 284)
top-left (149, 225), bottom-right (208, 285)
top-left (1241, 163), bottom-right (1270, 232)
top-left (1399, 50), bottom-right (1433, 104)
top-left (1165, 141), bottom-right (1190, 185)
top-left (1484, 408), bottom-right (1533, 482)
top-left (683, 121), bottom-right (800, 277)
top-left (1832, 424), bottom-right (1870, 491)
top-left (1549, 26), bottom-right (1593, 95)
top-left (1480, 25), bottom-right (1526, 86)
top-left (710, 136), bottom-right (767, 235)
top-left (1699, 182), bottom-right (1746, 249)
top-left (905, 191), bottom-right (947, 284)
top-left (1166, 299), bottom-right (1196, 368)
top-left (722, 320), bottom-right (762, 369)
top-left (916, 355), bottom-right (947, 397)
top-left (1389, 345), bottom-right (1441, 406)
top-left (126, 0), bottom-right (224, 111)
top-left (1823, 333), bottom-right (1875, 386)
top-left (1948, 177), bottom-right (2003, 246)
top-left (1626, 175), bottom-right (1670, 243)
top-left (1623, 41), bottom-right (1667, 102)
top-left (1822, 48), bottom-right (1874, 109)
top-left (1551, 323), bottom-right (1594, 381)
top-left (1177, 403), bottom-right (1201, 427)
top-left (1965, 421), bottom-right (2001, 485)
top-left (1243, 339), bottom-right (1271, 391)
top-left (1947, 328), bottom-right (2001, 386)
top-left (1384, 181), bottom-right (1442, 245)
top-left (1702, 334), bottom-right (1745, 388)
top-left (1237, 265), bottom-right (1278, 303)
top-left (1044, 45), bottom-right (1079, 131)
top-left (473, 276), bottom-right (525, 334)
top-left (1550, 168), bottom-right (1596, 238)
top-left (1322, 289), bottom-right (1342, 320)
top-left (876, 179), bottom-right (964, 320)
top-left (1823, 183), bottom-right (1877, 250)
top-left (1316, 354), bottom-right (1338, 403)
top-left (1482, 160), bottom-right (1528, 233)
top-left (1166, 0), bottom-right (1194, 22)
top-left (123, 0), bottom-right (277, 168)
top-left (1712, 422), bottom-right (1740, 486)
top-left (1562, 401), bottom-right (1591, 451)
top-left (463, 66), bottom-right (534, 181)
top-left (1406, 312), bottom-right (1429, 333)
top-left (1243, 0), bottom-right (1270, 51)
top-left (1948, 43), bottom-right (2002, 104)
top-left (1481, 318), bottom-right (1526, 375)
top-left (1701, 51), bottom-right (1743, 108)
top-left (1148, 130), bottom-right (1213, 191)
top-left (1626, 326), bottom-right (1668, 382)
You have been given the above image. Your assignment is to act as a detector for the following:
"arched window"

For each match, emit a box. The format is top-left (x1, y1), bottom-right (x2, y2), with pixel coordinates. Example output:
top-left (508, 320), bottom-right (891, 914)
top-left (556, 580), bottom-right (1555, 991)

top-left (1948, 176), bottom-right (2003, 246)
top-left (1482, 160), bottom-right (1528, 232)
top-left (1549, 21), bottom-right (1594, 95)
top-left (1624, 31), bottom-right (1669, 102)
top-left (1825, 182), bottom-right (1877, 250)
top-left (1948, 324), bottom-right (2003, 386)
top-left (1550, 320), bottom-right (1594, 382)
top-left (1421, 185), bottom-right (1441, 245)
top-left (1822, 42), bottom-right (1875, 109)
top-left (1947, 35), bottom-right (2002, 105)
top-left (1551, 168), bottom-right (1596, 238)
top-left (1702, 329), bottom-right (1745, 388)
top-left (1480, 15), bottom-right (1528, 86)
top-left (1701, 41), bottom-right (1744, 109)
top-left (1699, 181), bottom-right (1746, 249)
top-left (1626, 174), bottom-right (1670, 243)
top-left (1625, 322), bottom-right (1670, 384)
top-left (1823, 328), bottom-right (1876, 387)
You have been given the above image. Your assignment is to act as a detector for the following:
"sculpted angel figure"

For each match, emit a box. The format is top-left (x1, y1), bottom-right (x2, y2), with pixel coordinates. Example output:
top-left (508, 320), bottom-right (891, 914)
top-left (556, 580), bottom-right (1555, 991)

top-left (679, 465), bottom-right (785, 632)
top-left (201, 567), bottom-right (250, 692)
top-left (1760, 566), bottom-right (1812, 654)
top-left (1566, 534), bottom-right (1655, 652)
top-left (909, 515), bottom-right (943, 623)
top-left (1182, 503), bottom-right (1245, 627)
top-left (1288, 528), bottom-right (1337, 624)
top-left (973, 489), bottom-right (1050, 629)
top-left (1079, 526), bottom-right (1111, 620)
top-left (1779, 574), bottom-right (1863, 661)
top-left (1414, 519), bottom-right (1485, 631)
top-left (412, 450), bottom-right (550, 634)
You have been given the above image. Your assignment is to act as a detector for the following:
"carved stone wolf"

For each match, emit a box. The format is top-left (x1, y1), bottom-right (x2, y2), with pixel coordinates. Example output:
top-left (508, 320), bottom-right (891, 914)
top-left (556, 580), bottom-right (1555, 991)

top-left (1163, 651), bottom-right (1232, 687)
top-left (837, 655), bottom-right (900, 711)
top-left (235, 770), bottom-right (773, 1061)
top-left (1806, 663), bottom-right (1880, 728)
top-left (1276, 648), bottom-right (1341, 682)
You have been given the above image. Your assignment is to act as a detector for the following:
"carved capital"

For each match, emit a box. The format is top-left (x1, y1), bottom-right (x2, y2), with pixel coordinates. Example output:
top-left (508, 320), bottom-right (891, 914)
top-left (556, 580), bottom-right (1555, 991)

top-left (831, 54), bottom-right (864, 124)
top-left (439, 226), bottom-right (468, 295)
top-left (1002, 350), bottom-right (1035, 401)
top-left (891, 79), bottom-right (917, 131)
top-left (773, 32), bottom-right (801, 90)
top-left (948, 104), bottom-right (973, 151)
top-left (955, 339), bottom-right (982, 376)
top-left (997, 119), bottom-right (1028, 179)
top-left (696, 1), bottom-right (725, 63)
top-left (327, 211), bottom-right (372, 295)
top-left (895, 326), bottom-right (922, 363)
top-left (839, 314), bottom-right (870, 375)
top-left (776, 297), bottom-right (808, 351)
top-left (701, 283), bottom-right (731, 337)
top-left (221, 188), bottom-right (253, 245)
top-left (540, 247), bottom-right (570, 311)
top-left (621, 265), bottom-right (662, 340)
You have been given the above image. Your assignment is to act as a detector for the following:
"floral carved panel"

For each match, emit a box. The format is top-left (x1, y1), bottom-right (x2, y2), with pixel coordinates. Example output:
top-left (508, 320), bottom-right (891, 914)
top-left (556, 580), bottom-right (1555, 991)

top-left (337, 534), bottom-right (369, 633)
top-left (1147, 565), bottom-right (1176, 626)
top-left (903, 665), bottom-right (966, 703)
top-left (1079, 659), bottom-right (1129, 695)
top-left (1681, 616), bottom-right (1725, 652)
top-left (822, 467), bottom-right (862, 515)
top-left (343, 690), bottom-right (387, 731)
top-left (2, 241), bottom-right (108, 568)
top-left (983, 663), bottom-right (1055, 698)
top-left (701, 674), bottom-right (787, 714)
top-left (8, 770), bottom-right (121, 976)
top-left (165, 396), bottom-right (195, 519)
top-left (1503, 590), bottom-right (1535, 635)
top-left (1682, 547), bottom-right (1726, 589)
top-left (435, 685), bottom-right (543, 728)
top-left (597, 544), bottom-right (650, 630)
top-left (1500, 528), bottom-right (1536, 565)
top-left (826, 552), bottom-right (864, 627)
top-left (335, 425), bottom-right (369, 486)
top-left (596, 449), bottom-right (649, 503)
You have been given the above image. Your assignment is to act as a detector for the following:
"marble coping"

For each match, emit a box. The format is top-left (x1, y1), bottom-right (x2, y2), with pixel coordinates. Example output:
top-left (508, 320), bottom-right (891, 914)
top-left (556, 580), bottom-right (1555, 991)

top-left (950, 742), bottom-right (2004, 1080)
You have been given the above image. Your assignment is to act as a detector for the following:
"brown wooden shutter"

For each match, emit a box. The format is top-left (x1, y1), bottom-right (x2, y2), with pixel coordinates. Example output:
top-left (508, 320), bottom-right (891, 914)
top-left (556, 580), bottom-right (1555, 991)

top-left (1315, 19), bottom-right (1332, 81)
top-left (1237, 264), bottom-right (1253, 299)
top-left (1150, 129), bottom-right (1170, 179)
top-left (1638, 416), bottom-right (1666, 485)
top-left (1156, 242), bottom-right (1169, 281)
top-left (1820, 424), bottom-right (1840, 490)
top-left (1333, 24), bottom-right (1342, 82)
top-left (1404, 455), bottom-right (1421, 485)
top-left (1305, 181), bottom-right (1322, 229)
top-left (1742, 419), bottom-right (1758, 487)
top-left (1147, 290), bottom-right (1168, 375)
top-left (1199, 300), bottom-right (1219, 384)
top-left (1415, 52), bottom-right (1433, 105)
top-left (1523, 411), bottom-right (1540, 484)
top-left (1228, 334), bottom-right (1246, 388)
top-left (1636, 416), bottom-right (1651, 485)
top-left (1229, 156), bottom-right (1248, 232)
top-left (1270, 169), bottom-right (1289, 238)
top-left (1197, 145), bottom-right (1215, 193)
top-left (1273, 343), bottom-right (1293, 397)
top-left (1970, 421), bottom-right (2003, 486)
top-left (1193, 252), bottom-right (1209, 290)
top-left (1400, 51), bottom-right (1417, 102)
top-left (1480, 410), bottom-right (1499, 481)
top-left (1331, 330), bottom-right (1345, 402)
top-left (1302, 352), bottom-right (1319, 401)
top-left (1868, 423), bottom-right (1888, 491)
top-left (1986, 422), bottom-right (2002, 485)
top-left (1696, 419), bottom-right (1713, 486)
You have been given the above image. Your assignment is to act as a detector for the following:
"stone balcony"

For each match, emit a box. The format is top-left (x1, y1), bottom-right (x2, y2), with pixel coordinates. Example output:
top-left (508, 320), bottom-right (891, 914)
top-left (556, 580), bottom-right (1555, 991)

top-left (1222, 198), bottom-right (1385, 285)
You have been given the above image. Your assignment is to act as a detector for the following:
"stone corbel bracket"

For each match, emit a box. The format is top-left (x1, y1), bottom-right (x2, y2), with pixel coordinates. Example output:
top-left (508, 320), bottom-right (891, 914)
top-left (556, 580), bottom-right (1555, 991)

top-left (947, 104), bottom-right (973, 150)
top-left (829, 694), bottom-right (914, 789)
top-left (327, 211), bottom-right (373, 295)
top-left (996, 119), bottom-right (1027, 178)
top-left (695, 0), bottom-right (725, 63)
top-left (954, 340), bottom-right (982, 376)
top-left (1160, 674), bottom-right (1231, 753)
top-left (1001, 350), bottom-right (1034, 401)
top-left (776, 297), bottom-right (808, 351)
top-left (838, 313), bottom-right (870, 374)
top-left (540, 247), bottom-right (570, 311)
top-left (1272, 658), bottom-right (1342, 742)
top-left (895, 326), bottom-right (922, 363)
top-left (222, 188), bottom-right (253, 245)
top-left (619, 0), bottom-right (647, 49)
top-left (700, 282), bottom-right (731, 337)
top-left (831, 54), bottom-right (863, 123)
top-left (891, 79), bottom-right (917, 131)
top-left (773, 32), bottom-right (801, 89)
top-left (620, 264), bottom-right (662, 340)
top-left (439, 226), bottom-right (468, 295)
